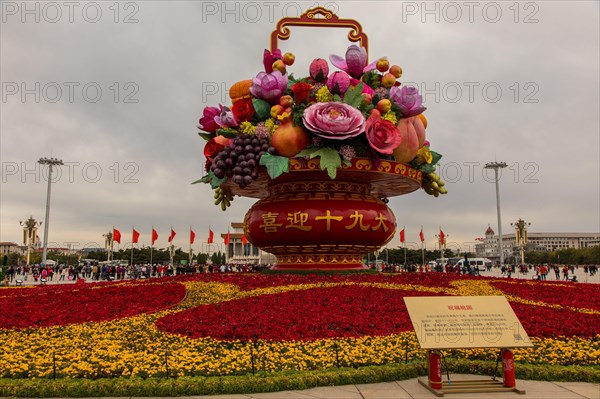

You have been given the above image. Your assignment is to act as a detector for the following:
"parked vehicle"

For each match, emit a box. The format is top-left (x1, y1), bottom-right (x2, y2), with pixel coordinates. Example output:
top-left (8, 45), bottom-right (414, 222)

top-left (456, 258), bottom-right (492, 274)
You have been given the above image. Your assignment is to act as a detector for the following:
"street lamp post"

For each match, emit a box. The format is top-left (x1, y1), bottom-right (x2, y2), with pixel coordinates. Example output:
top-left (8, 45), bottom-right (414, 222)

top-left (511, 218), bottom-right (531, 266)
top-left (20, 216), bottom-right (42, 266)
top-left (485, 161), bottom-right (507, 267)
top-left (38, 157), bottom-right (63, 266)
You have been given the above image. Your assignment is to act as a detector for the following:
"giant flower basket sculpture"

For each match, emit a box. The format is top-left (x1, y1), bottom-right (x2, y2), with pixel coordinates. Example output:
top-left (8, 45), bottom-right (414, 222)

top-left (195, 7), bottom-right (447, 270)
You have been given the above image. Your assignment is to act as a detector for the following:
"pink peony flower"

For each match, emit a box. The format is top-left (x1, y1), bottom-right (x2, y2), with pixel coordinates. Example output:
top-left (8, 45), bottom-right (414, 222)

top-left (302, 102), bottom-right (366, 140)
top-left (250, 70), bottom-right (288, 103)
top-left (326, 71), bottom-right (351, 95)
top-left (365, 116), bottom-right (402, 154)
top-left (198, 106), bottom-right (220, 133)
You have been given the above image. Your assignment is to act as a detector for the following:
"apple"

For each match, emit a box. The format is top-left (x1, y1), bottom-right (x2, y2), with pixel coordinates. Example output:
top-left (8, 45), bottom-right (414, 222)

top-left (376, 58), bottom-right (390, 72)
top-left (362, 93), bottom-right (373, 105)
top-left (389, 65), bottom-right (402, 78)
top-left (279, 95), bottom-right (294, 108)
top-left (271, 122), bottom-right (310, 157)
top-left (282, 52), bottom-right (295, 66)
top-left (377, 99), bottom-right (392, 113)
top-left (381, 73), bottom-right (396, 89)
top-left (272, 60), bottom-right (286, 74)
top-left (369, 109), bottom-right (381, 118)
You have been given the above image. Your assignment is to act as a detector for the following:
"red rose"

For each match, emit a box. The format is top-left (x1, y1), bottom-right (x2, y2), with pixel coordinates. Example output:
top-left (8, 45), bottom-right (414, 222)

top-left (291, 82), bottom-right (312, 104)
top-left (203, 135), bottom-right (231, 161)
top-left (365, 116), bottom-right (402, 154)
top-left (231, 98), bottom-right (255, 122)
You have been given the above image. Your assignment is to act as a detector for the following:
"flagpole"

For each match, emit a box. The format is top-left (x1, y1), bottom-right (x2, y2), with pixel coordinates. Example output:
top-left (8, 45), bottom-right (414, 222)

top-left (110, 225), bottom-right (114, 262)
top-left (421, 225), bottom-right (425, 267)
top-left (189, 226), bottom-right (193, 266)
top-left (130, 226), bottom-right (134, 270)
top-left (403, 226), bottom-right (407, 269)
top-left (150, 226), bottom-right (153, 270)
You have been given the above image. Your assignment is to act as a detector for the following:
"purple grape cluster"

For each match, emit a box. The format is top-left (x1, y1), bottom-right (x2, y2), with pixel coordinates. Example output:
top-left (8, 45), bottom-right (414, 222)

top-left (210, 134), bottom-right (275, 189)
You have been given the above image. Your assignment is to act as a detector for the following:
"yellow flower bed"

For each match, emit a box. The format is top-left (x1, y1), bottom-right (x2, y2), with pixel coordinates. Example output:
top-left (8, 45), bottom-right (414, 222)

top-left (1, 279), bottom-right (598, 378)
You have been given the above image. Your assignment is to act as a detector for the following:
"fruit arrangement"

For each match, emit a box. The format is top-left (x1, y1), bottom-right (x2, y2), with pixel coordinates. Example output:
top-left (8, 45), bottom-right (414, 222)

top-left (196, 46), bottom-right (447, 209)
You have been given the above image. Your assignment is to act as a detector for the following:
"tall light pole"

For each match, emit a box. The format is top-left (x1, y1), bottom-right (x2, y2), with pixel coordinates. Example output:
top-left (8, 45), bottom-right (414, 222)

top-left (38, 157), bottom-right (63, 266)
top-left (485, 161), bottom-right (507, 267)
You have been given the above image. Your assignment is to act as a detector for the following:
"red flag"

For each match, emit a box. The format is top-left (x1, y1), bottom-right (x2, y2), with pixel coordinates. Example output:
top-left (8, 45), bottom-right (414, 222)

top-left (399, 228), bottom-right (405, 243)
top-left (419, 228), bottom-right (424, 242)
top-left (168, 228), bottom-right (176, 243)
top-left (190, 229), bottom-right (196, 244)
top-left (132, 228), bottom-right (140, 244)
top-left (242, 235), bottom-right (248, 245)
top-left (439, 229), bottom-right (445, 245)
top-left (151, 228), bottom-right (158, 245)
top-left (113, 228), bottom-right (121, 244)
top-left (224, 229), bottom-right (230, 245)
top-left (207, 228), bottom-right (214, 244)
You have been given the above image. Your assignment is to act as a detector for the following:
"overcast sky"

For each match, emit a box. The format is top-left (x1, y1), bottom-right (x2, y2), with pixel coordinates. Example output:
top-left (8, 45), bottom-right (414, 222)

top-left (1, 1), bottom-right (599, 254)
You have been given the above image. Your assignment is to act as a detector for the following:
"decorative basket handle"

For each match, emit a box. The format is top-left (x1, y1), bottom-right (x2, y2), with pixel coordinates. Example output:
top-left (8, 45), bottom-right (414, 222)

top-left (270, 7), bottom-right (368, 58)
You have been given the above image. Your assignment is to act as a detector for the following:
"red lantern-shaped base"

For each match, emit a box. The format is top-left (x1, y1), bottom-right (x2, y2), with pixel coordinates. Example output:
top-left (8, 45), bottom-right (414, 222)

top-left (225, 158), bottom-right (423, 271)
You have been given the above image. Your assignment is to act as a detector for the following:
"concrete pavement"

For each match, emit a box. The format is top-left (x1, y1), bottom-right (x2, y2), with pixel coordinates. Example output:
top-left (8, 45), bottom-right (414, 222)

top-left (146, 375), bottom-right (600, 399)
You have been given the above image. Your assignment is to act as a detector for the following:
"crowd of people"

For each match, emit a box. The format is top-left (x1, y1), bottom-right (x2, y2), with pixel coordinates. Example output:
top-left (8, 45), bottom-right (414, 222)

top-left (2, 261), bottom-right (598, 286)
top-left (2, 262), bottom-right (271, 284)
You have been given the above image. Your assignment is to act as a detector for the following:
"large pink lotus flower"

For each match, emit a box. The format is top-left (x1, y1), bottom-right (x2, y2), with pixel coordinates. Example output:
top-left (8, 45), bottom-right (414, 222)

top-left (302, 102), bottom-right (366, 140)
top-left (389, 86), bottom-right (426, 117)
top-left (330, 45), bottom-right (378, 78)
top-left (365, 116), bottom-right (402, 154)
top-left (198, 106), bottom-right (220, 133)
top-left (263, 49), bottom-right (282, 73)
top-left (250, 70), bottom-right (288, 103)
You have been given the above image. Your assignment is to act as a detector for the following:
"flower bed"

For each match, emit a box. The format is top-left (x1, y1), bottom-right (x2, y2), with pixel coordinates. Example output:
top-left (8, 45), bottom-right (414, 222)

top-left (0, 274), bottom-right (598, 379)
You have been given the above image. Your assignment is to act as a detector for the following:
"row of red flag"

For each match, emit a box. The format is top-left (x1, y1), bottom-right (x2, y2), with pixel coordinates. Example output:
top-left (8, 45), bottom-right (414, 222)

top-left (112, 226), bottom-right (445, 246)
top-left (399, 227), bottom-right (446, 245)
top-left (111, 227), bottom-right (247, 246)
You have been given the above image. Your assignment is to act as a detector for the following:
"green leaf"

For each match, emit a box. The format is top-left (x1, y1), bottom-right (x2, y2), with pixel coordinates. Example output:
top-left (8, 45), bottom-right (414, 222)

top-left (207, 171), bottom-right (226, 189)
top-left (333, 94), bottom-right (342, 102)
top-left (430, 151), bottom-right (442, 166)
top-left (216, 128), bottom-right (238, 138)
top-left (419, 164), bottom-right (436, 174)
top-left (252, 98), bottom-right (271, 120)
top-left (343, 83), bottom-right (365, 108)
top-left (259, 153), bottom-right (289, 179)
top-left (296, 147), bottom-right (319, 158)
top-left (198, 132), bottom-right (215, 141)
top-left (192, 175), bottom-right (211, 185)
top-left (309, 147), bottom-right (342, 179)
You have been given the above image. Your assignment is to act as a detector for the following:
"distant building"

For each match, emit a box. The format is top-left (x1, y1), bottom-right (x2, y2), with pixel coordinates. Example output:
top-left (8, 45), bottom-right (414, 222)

top-left (222, 222), bottom-right (276, 265)
top-left (0, 242), bottom-right (24, 255)
top-left (475, 225), bottom-right (600, 260)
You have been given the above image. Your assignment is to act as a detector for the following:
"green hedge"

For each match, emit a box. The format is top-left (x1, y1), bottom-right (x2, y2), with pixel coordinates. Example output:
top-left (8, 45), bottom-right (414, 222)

top-left (0, 360), bottom-right (598, 397)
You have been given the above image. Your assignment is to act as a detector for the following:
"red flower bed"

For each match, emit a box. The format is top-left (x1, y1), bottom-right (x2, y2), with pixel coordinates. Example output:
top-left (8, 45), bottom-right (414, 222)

top-left (168, 271), bottom-right (467, 291)
top-left (156, 285), bottom-right (444, 340)
top-left (509, 301), bottom-right (600, 338)
top-left (0, 282), bottom-right (186, 329)
top-left (493, 280), bottom-right (600, 311)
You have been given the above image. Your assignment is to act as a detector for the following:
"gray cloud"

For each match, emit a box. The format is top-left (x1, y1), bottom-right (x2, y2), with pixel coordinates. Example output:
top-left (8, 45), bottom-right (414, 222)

top-left (1, 1), bottom-right (598, 253)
